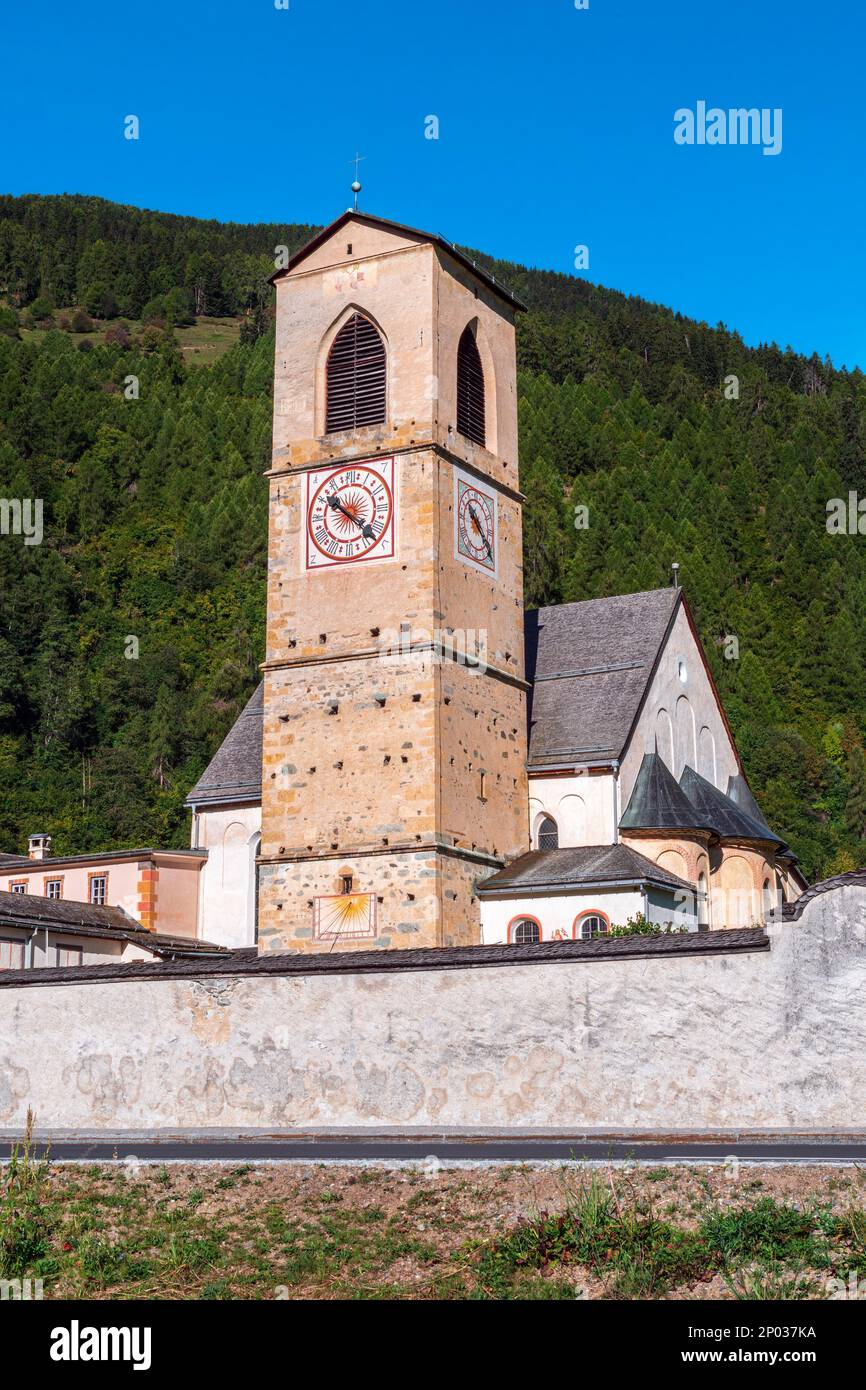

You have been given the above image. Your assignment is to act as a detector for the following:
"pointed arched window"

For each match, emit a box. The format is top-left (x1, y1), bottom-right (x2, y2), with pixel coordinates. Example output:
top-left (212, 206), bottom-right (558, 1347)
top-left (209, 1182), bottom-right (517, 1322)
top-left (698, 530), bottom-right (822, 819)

top-left (326, 312), bottom-right (386, 433)
top-left (457, 325), bottom-right (486, 446)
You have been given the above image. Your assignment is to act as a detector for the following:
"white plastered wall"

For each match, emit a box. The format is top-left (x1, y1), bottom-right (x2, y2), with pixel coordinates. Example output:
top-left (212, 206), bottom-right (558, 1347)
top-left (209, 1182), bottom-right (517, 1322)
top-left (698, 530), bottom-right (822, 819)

top-left (480, 888), bottom-right (645, 943)
top-left (528, 772), bottom-right (616, 848)
top-left (193, 803), bottom-right (262, 948)
top-left (620, 601), bottom-right (740, 809)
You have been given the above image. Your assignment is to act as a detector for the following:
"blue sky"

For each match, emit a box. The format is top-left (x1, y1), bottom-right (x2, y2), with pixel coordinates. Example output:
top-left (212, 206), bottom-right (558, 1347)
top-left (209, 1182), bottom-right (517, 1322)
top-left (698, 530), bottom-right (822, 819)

top-left (3, 0), bottom-right (863, 368)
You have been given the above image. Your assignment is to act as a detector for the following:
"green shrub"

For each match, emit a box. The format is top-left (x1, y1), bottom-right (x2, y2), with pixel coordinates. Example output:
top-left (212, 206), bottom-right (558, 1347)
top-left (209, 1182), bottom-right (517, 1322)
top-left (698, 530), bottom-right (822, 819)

top-left (700, 1198), bottom-right (833, 1267)
top-left (609, 914), bottom-right (687, 937)
top-left (0, 1113), bottom-right (55, 1278)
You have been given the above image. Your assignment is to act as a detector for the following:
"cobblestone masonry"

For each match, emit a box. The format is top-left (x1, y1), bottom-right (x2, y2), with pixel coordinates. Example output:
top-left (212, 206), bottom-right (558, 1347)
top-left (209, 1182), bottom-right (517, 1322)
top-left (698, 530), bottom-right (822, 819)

top-left (259, 218), bottom-right (529, 952)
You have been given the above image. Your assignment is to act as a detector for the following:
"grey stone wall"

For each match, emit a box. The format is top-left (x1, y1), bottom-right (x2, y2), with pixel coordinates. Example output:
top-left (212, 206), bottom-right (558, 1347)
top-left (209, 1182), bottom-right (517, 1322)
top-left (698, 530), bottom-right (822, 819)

top-left (1, 885), bottom-right (864, 1135)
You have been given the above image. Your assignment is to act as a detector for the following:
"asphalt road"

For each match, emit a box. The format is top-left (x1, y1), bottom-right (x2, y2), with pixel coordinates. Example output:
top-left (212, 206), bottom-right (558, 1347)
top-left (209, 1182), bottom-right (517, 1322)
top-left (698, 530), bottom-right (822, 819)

top-left (4, 1137), bottom-right (866, 1163)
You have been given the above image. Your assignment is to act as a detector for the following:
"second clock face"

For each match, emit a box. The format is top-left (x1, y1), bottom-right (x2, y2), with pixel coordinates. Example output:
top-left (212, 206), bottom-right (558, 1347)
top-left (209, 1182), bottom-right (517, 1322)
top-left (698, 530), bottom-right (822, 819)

top-left (305, 457), bottom-right (396, 569)
top-left (455, 469), bottom-right (498, 575)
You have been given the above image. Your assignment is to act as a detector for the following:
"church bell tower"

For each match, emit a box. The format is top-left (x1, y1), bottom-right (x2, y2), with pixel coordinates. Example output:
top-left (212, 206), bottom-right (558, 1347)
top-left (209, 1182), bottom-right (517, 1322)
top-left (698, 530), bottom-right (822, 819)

top-left (257, 210), bottom-right (529, 953)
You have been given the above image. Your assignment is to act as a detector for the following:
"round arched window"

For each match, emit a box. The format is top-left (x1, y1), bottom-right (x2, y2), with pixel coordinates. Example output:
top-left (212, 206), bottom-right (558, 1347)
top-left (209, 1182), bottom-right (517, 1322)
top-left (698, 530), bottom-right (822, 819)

top-left (537, 815), bottom-right (559, 850)
top-left (575, 911), bottom-right (610, 940)
top-left (510, 918), bottom-right (541, 945)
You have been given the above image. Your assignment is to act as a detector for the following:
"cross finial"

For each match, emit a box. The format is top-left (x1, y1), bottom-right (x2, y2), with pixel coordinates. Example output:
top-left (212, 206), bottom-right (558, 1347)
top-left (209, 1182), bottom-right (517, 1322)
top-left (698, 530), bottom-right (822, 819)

top-left (349, 152), bottom-right (365, 210)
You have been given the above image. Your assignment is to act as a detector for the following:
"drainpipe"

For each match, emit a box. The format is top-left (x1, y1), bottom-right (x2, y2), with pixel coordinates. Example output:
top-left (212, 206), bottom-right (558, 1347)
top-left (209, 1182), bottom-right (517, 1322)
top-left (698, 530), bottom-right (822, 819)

top-left (24, 925), bottom-right (39, 969)
top-left (612, 761), bottom-right (620, 843)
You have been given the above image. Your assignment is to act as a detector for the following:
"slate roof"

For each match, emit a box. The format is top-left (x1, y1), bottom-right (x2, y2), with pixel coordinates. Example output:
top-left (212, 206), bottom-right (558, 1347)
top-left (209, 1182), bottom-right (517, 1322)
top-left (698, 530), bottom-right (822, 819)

top-left (525, 588), bottom-right (679, 767)
top-left (185, 684), bottom-right (264, 807)
top-left (680, 765), bottom-right (785, 846)
top-left (618, 755), bottom-right (786, 848)
top-left (0, 890), bottom-right (230, 959)
top-left (0, 890), bottom-right (142, 934)
top-left (0, 848), bottom-right (205, 872)
top-left (0, 926), bottom-right (770, 987)
top-left (184, 589), bottom-right (684, 805)
top-left (476, 844), bottom-right (693, 896)
top-left (726, 774), bottom-right (776, 839)
top-left (620, 753), bottom-right (716, 834)
top-left (780, 868), bottom-right (866, 921)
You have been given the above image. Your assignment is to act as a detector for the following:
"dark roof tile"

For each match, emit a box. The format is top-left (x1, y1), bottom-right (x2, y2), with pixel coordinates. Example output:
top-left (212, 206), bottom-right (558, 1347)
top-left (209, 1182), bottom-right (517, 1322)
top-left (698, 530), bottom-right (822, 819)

top-left (0, 890), bottom-right (143, 934)
top-left (680, 765), bottom-right (785, 846)
top-left (620, 752), bottom-right (715, 834)
top-left (0, 926), bottom-right (770, 987)
top-left (476, 843), bottom-right (693, 895)
top-left (186, 684), bottom-right (264, 806)
top-left (780, 868), bottom-right (866, 921)
top-left (525, 589), bottom-right (679, 766)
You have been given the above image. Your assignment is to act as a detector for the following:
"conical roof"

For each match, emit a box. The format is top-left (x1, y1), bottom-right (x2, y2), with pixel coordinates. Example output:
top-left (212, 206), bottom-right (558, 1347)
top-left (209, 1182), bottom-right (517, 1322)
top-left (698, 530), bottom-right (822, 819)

top-left (620, 752), bottom-right (715, 834)
top-left (680, 765), bottom-right (785, 846)
top-left (726, 773), bottom-right (776, 839)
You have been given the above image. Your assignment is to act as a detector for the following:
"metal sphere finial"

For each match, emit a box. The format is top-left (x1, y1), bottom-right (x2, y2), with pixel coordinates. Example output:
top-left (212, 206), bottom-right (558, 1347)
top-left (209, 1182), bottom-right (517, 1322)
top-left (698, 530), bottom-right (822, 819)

top-left (349, 153), bottom-right (365, 211)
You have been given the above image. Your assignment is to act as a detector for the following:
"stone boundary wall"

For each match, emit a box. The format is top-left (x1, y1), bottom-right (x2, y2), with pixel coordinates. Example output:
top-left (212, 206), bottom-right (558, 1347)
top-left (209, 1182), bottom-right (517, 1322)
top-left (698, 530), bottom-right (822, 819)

top-left (0, 886), bottom-right (864, 1135)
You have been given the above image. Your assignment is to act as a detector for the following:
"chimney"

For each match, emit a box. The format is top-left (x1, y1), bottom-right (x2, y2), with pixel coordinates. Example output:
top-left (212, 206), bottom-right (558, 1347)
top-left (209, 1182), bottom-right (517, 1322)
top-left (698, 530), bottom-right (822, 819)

top-left (28, 833), bottom-right (52, 861)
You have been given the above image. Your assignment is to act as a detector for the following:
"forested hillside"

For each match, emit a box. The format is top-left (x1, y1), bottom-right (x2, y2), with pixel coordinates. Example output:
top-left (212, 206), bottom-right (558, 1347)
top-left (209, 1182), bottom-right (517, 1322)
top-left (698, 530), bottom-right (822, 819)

top-left (1, 194), bottom-right (865, 880)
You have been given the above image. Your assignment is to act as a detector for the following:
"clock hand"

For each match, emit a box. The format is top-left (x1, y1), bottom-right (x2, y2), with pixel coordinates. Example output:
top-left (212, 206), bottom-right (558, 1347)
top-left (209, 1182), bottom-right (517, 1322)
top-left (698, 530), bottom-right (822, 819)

top-left (327, 493), bottom-right (377, 541)
top-left (468, 503), bottom-right (494, 559)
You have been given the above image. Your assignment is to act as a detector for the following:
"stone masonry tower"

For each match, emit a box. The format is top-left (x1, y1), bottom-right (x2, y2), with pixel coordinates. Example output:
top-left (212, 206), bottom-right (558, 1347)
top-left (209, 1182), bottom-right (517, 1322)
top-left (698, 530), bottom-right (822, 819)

top-left (257, 212), bottom-right (529, 953)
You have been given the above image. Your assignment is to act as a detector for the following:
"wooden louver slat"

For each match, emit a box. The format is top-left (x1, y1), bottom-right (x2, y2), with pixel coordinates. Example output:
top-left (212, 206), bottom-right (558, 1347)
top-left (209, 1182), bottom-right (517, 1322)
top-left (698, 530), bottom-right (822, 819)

top-left (457, 326), bottom-right (486, 447)
top-left (326, 313), bottom-right (387, 433)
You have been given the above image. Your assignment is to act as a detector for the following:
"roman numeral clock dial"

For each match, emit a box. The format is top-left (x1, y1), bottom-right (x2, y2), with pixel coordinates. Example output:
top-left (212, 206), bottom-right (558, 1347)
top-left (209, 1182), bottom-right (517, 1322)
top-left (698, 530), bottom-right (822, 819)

top-left (455, 468), bottom-right (497, 575)
top-left (305, 458), bottom-right (396, 569)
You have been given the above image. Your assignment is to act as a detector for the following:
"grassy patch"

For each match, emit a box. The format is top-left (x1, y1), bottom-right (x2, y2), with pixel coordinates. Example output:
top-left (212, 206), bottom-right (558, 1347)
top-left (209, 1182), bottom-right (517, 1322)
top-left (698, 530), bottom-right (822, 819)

top-left (699, 1197), bottom-right (836, 1269)
top-left (2, 1155), bottom-right (865, 1300)
top-left (19, 315), bottom-right (241, 364)
top-left (475, 1178), bottom-right (717, 1299)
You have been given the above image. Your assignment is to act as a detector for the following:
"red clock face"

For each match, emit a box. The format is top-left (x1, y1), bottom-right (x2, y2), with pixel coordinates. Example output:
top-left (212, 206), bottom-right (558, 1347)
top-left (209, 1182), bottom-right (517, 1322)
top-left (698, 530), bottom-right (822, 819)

top-left (455, 472), bottom-right (497, 574)
top-left (305, 458), bottom-right (396, 569)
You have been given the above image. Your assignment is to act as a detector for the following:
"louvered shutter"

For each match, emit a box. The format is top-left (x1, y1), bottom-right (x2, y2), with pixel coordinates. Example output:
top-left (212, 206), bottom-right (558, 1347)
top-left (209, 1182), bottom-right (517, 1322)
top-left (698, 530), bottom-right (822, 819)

top-left (457, 326), bottom-right (486, 446)
top-left (326, 313), bottom-right (386, 433)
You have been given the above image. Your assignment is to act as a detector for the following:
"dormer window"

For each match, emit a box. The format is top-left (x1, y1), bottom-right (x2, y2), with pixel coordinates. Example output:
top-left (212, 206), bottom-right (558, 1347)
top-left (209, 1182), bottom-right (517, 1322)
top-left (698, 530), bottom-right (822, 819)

top-left (457, 325), bottom-right (486, 446)
top-left (326, 313), bottom-right (386, 433)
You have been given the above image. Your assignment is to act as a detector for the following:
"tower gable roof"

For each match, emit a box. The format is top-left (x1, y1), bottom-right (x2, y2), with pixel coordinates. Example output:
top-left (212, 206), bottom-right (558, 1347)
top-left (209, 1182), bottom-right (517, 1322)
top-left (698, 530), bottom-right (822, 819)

top-left (269, 210), bottom-right (525, 309)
